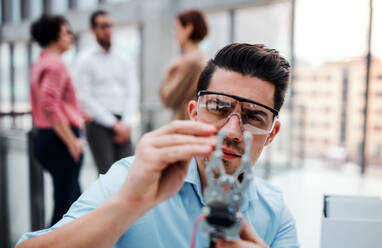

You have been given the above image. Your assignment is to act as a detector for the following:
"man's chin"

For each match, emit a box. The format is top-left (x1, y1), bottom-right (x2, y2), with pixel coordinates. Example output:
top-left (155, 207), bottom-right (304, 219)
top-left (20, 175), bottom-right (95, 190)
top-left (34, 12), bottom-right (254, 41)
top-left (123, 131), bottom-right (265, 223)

top-left (222, 159), bottom-right (241, 175)
top-left (97, 39), bottom-right (111, 49)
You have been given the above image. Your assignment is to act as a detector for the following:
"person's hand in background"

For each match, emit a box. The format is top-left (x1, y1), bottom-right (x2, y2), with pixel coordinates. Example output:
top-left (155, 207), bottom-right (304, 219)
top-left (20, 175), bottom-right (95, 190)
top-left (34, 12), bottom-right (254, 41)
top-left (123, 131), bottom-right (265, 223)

top-left (113, 120), bottom-right (131, 144)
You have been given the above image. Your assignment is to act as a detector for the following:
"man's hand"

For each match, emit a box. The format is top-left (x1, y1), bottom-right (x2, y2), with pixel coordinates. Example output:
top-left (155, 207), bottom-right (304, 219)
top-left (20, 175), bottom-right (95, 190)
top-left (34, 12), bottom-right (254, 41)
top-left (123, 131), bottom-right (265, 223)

top-left (67, 138), bottom-right (84, 163)
top-left (216, 219), bottom-right (269, 248)
top-left (117, 120), bottom-right (217, 213)
top-left (113, 121), bottom-right (131, 144)
top-left (82, 112), bottom-right (93, 123)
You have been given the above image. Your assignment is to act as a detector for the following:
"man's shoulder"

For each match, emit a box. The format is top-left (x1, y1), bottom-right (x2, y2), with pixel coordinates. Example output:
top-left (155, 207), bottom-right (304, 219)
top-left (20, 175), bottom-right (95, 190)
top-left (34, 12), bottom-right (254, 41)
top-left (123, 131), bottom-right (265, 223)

top-left (100, 157), bottom-right (134, 182)
top-left (108, 156), bottom-right (135, 173)
top-left (109, 49), bottom-right (128, 63)
top-left (253, 177), bottom-right (284, 203)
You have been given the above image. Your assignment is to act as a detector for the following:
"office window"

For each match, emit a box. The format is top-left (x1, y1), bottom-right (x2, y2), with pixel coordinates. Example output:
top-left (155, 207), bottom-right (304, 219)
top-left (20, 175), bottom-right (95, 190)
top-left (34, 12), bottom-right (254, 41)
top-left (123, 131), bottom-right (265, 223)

top-left (0, 0), bottom-right (2, 24)
top-left (62, 46), bottom-right (76, 66)
top-left (11, 0), bottom-right (21, 23)
top-left (108, 0), bottom-right (127, 3)
top-left (78, 0), bottom-right (98, 9)
top-left (0, 43), bottom-right (11, 112)
top-left (31, 43), bottom-right (41, 63)
top-left (30, 0), bottom-right (43, 19)
top-left (202, 11), bottom-right (230, 58)
top-left (234, 2), bottom-right (290, 58)
top-left (373, 0), bottom-right (382, 60)
top-left (51, 0), bottom-right (68, 14)
top-left (14, 42), bottom-right (29, 112)
top-left (113, 25), bottom-right (140, 63)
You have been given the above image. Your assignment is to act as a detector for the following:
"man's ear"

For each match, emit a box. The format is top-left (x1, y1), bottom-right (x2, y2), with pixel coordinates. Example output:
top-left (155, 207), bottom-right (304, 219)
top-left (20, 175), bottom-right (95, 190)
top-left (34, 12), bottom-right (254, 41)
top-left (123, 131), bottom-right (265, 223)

top-left (264, 120), bottom-right (280, 146)
top-left (188, 100), bottom-right (197, 121)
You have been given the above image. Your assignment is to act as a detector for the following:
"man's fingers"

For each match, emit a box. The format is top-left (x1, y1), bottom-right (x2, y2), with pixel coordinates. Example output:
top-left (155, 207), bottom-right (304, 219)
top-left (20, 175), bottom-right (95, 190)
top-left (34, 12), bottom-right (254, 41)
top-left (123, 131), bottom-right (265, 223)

top-left (216, 219), bottom-right (268, 248)
top-left (240, 219), bottom-right (268, 246)
top-left (159, 144), bottom-right (214, 164)
top-left (154, 120), bottom-right (216, 137)
top-left (151, 134), bottom-right (217, 148)
top-left (216, 239), bottom-right (261, 248)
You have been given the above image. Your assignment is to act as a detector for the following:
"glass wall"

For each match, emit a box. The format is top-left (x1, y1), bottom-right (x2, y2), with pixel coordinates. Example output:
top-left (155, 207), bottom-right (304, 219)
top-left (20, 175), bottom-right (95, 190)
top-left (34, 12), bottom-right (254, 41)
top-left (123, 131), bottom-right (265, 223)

top-left (14, 42), bottom-right (29, 112)
top-left (51, 0), bottom-right (68, 14)
top-left (114, 25), bottom-right (140, 77)
top-left (202, 11), bottom-right (230, 58)
top-left (370, 0), bottom-right (382, 164)
top-left (107, 0), bottom-right (127, 3)
top-left (77, 0), bottom-right (98, 10)
top-left (12, 0), bottom-right (21, 23)
top-left (292, 0), bottom-right (381, 166)
top-left (234, 2), bottom-right (291, 58)
top-left (30, 0), bottom-right (43, 19)
top-left (0, 43), bottom-right (11, 112)
top-left (31, 43), bottom-right (41, 62)
top-left (0, 0), bottom-right (2, 24)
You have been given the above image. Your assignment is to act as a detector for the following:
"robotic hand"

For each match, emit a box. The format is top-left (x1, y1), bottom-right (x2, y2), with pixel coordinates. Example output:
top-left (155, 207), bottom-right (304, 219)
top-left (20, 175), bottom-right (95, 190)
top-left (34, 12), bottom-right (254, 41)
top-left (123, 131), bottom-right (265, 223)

top-left (200, 130), bottom-right (254, 246)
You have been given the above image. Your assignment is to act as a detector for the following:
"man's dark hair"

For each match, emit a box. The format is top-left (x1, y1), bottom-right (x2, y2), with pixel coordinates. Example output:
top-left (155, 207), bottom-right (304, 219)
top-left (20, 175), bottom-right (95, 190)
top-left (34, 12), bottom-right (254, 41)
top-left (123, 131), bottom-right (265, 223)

top-left (90, 10), bottom-right (109, 28)
top-left (177, 9), bottom-right (208, 42)
top-left (197, 43), bottom-right (290, 111)
top-left (30, 14), bottom-right (68, 48)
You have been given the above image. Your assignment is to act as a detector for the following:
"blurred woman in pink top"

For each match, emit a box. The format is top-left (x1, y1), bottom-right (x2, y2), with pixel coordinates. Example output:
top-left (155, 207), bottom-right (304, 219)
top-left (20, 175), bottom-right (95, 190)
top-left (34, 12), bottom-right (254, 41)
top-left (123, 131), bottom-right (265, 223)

top-left (30, 14), bottom-right (84, 226)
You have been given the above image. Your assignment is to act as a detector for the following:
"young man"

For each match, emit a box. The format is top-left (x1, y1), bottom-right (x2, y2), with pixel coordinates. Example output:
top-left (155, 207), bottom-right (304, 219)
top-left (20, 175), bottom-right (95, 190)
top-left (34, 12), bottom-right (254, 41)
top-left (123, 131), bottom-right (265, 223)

top-left (17, 43), bottom-right (299, 248)
top-left (73, 10), bottom-right (137, 174)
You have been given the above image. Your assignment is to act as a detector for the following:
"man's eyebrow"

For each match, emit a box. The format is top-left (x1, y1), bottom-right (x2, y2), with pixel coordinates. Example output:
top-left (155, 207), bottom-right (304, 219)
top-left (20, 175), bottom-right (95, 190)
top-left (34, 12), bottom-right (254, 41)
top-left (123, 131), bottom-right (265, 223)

top-left (243, 108), bottom-right (270, 120)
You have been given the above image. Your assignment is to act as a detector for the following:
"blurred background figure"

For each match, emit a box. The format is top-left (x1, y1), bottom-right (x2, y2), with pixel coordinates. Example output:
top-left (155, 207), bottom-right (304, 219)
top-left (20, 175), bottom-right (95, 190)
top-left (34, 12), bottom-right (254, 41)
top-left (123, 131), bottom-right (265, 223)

top-left (1, 1), bottom-right (382, 247)
top-left (29, 14), bottom-right (84, 227)
top-left (73, 10), bottom-right (137, 175)
top-left (159, 9), bottom-right (208, 120)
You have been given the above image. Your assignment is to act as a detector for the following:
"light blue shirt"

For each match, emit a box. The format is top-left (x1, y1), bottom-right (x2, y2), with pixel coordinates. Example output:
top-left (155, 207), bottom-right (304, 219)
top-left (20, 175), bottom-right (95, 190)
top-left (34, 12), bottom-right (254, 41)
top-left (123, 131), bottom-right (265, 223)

top-left (18, 157), bottom-right (299, 247)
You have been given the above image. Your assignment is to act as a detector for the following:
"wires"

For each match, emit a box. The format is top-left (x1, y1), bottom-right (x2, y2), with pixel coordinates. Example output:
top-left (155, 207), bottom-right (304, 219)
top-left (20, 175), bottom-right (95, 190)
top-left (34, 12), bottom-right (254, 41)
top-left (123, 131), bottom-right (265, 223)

top-left (190, 214), bottom-right (206, 248)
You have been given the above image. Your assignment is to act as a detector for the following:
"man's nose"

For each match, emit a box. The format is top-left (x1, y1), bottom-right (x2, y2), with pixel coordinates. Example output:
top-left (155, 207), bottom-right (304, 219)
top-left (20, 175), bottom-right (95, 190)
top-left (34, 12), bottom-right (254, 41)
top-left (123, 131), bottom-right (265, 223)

top-left (222, 113), bottom-right (243, 142)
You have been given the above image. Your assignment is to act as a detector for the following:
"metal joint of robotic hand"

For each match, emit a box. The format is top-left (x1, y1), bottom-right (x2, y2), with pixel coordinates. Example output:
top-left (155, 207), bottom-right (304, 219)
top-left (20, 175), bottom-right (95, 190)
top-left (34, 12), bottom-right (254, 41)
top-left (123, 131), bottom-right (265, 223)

top-left (201, 129), bottom-right (254, 243)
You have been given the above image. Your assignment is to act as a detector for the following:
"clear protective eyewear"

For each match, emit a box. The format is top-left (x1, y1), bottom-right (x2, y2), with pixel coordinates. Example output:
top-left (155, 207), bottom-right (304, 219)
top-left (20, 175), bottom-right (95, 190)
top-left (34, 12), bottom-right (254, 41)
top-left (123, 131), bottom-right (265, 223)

top-left (197, 90), bottom-right (278, 135)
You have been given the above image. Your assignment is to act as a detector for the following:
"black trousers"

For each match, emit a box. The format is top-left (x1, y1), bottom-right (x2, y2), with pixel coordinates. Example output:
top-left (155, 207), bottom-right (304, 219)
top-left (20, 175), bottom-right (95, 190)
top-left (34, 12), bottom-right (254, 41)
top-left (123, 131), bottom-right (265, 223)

top-left (85, 121), bottom-right (133, 175)
top-left (33, 127), bottom-right (83, 227)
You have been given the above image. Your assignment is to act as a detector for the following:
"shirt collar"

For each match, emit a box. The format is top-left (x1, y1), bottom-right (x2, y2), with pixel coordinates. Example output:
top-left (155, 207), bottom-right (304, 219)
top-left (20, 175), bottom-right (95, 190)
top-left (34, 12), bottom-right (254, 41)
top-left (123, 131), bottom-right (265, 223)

top-left (94, 43), bottom-right (114, 55)
top-left (184, 158), bottom-right (199, 185)
top-left (184, 158), bottom-right (259, 210)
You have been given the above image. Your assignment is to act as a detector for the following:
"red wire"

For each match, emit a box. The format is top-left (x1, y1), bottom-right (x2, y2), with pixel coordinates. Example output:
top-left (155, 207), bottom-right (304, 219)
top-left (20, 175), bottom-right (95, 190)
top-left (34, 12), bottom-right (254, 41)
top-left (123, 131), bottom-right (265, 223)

top-left (190, 215), bottom-right (206, 248)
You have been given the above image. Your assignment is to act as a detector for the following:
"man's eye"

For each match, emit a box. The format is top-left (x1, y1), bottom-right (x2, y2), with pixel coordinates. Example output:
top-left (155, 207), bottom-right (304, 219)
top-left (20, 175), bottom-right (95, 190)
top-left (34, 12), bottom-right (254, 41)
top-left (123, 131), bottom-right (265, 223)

top-left (206, 101), bottom-right (231, 114)
top-left (246, 112), bottom-right (267, 124)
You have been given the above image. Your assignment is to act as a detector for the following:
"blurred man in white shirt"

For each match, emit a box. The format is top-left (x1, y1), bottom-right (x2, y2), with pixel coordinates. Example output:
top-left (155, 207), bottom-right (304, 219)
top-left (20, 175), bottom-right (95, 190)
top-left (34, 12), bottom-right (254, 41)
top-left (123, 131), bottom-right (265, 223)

top-left (73, 10), bottom-right (138, 174)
